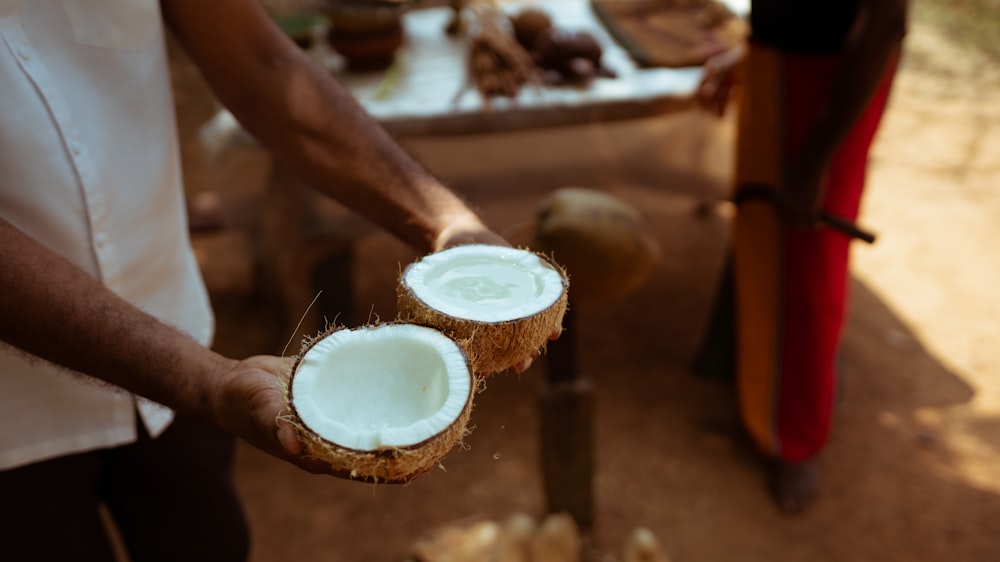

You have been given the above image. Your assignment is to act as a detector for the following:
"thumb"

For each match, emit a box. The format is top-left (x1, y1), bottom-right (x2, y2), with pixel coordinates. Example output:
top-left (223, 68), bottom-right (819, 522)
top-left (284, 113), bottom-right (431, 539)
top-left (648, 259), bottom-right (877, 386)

top-left (276, 420), bottom-right (303, 456)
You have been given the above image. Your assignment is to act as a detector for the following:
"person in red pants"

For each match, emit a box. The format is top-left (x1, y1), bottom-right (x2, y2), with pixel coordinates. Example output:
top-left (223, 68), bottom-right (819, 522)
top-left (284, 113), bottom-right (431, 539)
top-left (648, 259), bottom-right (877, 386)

top-left (696, 0), bottom-right (909, 512)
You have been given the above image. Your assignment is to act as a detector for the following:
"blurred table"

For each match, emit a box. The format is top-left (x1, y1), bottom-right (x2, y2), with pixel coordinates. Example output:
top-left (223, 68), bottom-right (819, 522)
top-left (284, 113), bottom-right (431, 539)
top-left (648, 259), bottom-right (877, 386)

top-left (310, 0), bottom-right (748, 137)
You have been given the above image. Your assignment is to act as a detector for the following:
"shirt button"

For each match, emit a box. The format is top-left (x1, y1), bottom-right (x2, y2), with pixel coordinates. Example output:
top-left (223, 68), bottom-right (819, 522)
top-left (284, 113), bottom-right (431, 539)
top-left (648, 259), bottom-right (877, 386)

top-left (71, 144), bottom-right (81, 156)
top-left (95, 232), bottom-right (108, 247)
top-left (17, 47), bottom-right (30, 61)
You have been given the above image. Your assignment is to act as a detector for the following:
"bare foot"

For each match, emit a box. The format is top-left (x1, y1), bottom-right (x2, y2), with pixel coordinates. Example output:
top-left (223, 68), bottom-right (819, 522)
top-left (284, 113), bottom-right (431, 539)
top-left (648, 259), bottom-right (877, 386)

top-left (768, 459), bottom-right (819, 513)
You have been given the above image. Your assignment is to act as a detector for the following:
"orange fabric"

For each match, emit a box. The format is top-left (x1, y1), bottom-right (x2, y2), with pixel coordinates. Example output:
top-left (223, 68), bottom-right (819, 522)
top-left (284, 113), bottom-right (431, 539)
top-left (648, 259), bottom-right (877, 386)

top-left (732, 43), bottom-right (784, 456)
top-left (732, 42), bottom-right (897, 461)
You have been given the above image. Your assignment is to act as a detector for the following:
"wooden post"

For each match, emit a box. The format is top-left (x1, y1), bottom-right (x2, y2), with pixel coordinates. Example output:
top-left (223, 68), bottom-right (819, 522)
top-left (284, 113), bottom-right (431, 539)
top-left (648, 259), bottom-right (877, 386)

top-left (539, 303), bottom-right (595, 529)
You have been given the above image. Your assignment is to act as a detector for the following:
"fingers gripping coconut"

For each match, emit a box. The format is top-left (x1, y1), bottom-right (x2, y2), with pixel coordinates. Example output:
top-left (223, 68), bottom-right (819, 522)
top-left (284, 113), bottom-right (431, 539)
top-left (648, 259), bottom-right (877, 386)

top-left (397, 244), bottom-right (569, 376)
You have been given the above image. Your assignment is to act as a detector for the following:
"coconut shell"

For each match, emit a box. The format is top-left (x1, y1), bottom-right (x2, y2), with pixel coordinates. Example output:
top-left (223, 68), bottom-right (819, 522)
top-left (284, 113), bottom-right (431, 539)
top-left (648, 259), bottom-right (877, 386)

top-left (397, 249), bottom-right (568, 376)
top-left (282, 323), bottom-right (475, 483)
top-left (529, 188), bottom-right (660, 304)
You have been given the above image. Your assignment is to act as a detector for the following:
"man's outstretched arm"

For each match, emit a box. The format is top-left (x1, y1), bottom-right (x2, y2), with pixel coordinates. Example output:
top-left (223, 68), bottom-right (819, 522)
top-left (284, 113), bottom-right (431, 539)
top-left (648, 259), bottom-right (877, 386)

top-left (162, 0), bottom-right (504, 253)
top-left (0, 218), bottom-right (327, 472)
top-left (161, 0), bottom-right (552, 371)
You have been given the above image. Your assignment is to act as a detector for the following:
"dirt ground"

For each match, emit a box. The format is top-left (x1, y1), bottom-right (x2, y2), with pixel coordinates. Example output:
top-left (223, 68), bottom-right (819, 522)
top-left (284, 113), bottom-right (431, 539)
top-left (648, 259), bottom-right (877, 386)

top-left (178, 7), bottom-right (1000, 562)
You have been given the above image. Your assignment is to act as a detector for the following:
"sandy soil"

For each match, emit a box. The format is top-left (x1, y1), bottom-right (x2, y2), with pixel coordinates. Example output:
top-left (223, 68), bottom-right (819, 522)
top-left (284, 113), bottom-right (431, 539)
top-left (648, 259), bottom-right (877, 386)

top-left (181, 11), bottom-right (1000, 562)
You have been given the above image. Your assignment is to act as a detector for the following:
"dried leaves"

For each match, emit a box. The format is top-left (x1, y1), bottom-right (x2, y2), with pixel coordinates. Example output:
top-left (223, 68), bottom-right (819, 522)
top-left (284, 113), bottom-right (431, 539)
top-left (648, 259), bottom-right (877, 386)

top-left (456, 2), bottom-right (614, 105)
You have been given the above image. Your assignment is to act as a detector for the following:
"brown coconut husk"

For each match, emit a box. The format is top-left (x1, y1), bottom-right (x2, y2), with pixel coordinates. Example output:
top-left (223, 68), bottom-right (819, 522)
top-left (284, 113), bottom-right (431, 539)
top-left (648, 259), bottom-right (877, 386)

top-left (530, 187), bottom-right (660, 304)
top-left (281, 323), bottom-right (475, 483)
top-left (396, 250), bottom-right (568, 376)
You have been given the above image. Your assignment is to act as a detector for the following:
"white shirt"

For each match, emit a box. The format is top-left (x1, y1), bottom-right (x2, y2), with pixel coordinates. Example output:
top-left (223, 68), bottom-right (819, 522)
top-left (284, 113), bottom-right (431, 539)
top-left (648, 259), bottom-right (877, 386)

top-left (0, 0), bottom-right (214, 470)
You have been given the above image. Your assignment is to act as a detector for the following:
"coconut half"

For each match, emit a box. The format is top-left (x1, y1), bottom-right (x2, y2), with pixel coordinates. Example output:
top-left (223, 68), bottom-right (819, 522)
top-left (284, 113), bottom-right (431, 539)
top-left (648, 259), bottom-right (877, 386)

top-left (397, 244), bottom-right (568, 375)
top-left (284, 323), bottom-right (474, 482)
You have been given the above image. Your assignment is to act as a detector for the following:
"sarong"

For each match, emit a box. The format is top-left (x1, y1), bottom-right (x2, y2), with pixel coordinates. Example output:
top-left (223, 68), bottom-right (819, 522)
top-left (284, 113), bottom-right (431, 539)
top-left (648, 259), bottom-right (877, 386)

top-left (732, 41), bottom-right (896, 461)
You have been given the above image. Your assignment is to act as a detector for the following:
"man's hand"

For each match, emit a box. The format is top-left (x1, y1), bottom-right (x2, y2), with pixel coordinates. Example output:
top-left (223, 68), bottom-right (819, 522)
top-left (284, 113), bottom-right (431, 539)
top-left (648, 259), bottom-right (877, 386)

top-left (696, 43), bottom-right (746, 117)
top-left (509, 329), bottom-right (563, 375)
top-left (211, 355), bottom-right (337, 475)
top-left (431, 214), bottom-right (510, 251)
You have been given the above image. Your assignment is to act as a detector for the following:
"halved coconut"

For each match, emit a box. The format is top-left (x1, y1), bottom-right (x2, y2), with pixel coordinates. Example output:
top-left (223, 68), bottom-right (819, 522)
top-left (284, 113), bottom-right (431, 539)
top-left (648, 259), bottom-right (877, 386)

top-left (284, 323), bottom-right (474, 482)
top-left (397, 244), bottom-right (568, 375)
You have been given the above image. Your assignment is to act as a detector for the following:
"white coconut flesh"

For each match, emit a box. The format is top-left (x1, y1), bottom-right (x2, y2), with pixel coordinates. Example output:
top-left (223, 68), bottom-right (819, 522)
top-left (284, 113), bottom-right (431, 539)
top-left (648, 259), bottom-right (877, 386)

top-left (402, 244), bottom-right (565, 323)
top-left (398, 244), bottom-right (568, 375)
top-left (290, 324), bottom-right (472, 452)
top-left (530, 187), bottom-right (660, 304)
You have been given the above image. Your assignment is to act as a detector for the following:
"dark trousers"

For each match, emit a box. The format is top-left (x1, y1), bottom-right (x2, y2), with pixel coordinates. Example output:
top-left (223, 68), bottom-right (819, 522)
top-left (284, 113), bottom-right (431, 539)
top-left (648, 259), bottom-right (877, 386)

top-left (0, 415), bottom-right (249, 562)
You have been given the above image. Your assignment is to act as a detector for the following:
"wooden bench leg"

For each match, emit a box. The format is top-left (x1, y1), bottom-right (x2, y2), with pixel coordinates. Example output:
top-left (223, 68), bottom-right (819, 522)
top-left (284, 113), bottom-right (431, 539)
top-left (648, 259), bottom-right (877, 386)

top-left (539, 304), bottom-right (595, 529)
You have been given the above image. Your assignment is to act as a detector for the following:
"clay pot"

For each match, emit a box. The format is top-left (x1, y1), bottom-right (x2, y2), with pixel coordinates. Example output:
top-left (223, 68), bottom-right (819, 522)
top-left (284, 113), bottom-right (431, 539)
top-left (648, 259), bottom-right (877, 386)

top-left (323, 0), bottom-right (410, 71)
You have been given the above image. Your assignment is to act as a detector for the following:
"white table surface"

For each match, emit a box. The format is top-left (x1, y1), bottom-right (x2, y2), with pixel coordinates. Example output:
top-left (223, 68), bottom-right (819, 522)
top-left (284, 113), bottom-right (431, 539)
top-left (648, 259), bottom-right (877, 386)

top-left (310, 0), bottom-right (749, 137)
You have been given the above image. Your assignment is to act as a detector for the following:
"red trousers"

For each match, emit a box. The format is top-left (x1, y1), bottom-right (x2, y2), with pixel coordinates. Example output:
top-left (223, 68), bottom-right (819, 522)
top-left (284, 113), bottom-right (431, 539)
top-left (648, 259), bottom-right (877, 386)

top-left (732, 43), bottom-right (896, 461)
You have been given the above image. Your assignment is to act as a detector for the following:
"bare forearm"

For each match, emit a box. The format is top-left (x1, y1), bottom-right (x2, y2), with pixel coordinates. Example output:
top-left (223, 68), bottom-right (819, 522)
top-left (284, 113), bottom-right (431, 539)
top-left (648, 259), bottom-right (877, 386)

top-left (0, 219), bottom-right (235, 425)
top-left (163, 0), bottom-right (487, 253)
top-left (226, 58), bottom-right (477, 251)
top-left (802, 0), bottom-right (908, 165)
